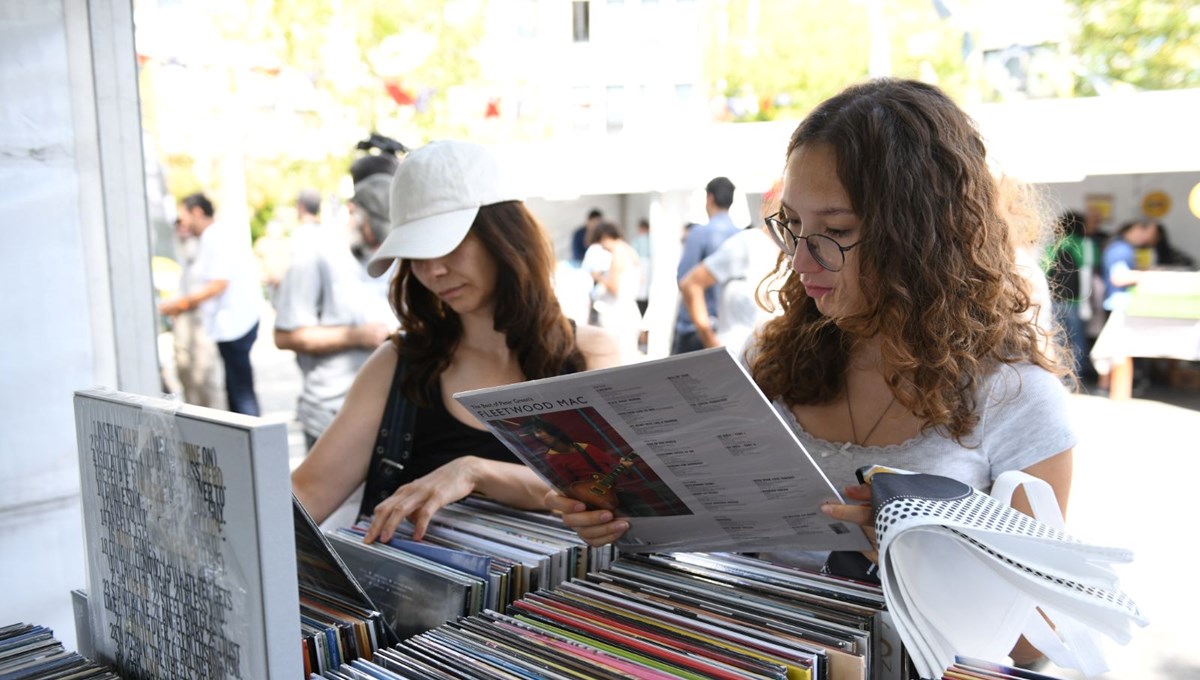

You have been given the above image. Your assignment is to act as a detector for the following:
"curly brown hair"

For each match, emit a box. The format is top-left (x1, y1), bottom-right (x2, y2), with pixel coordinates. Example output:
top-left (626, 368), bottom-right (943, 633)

top-left (751, 78), bottom-right (1067, 443)
top-left (391, 201), bottom-right (585, 405)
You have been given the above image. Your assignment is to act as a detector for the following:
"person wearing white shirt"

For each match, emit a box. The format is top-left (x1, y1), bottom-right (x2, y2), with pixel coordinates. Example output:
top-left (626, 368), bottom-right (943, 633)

top-left (678, 223), bottom-right (782, 352)
top-left (160, 193), bottom-right (263, 416)
top-left (579, 236), bottom-right (612, 326)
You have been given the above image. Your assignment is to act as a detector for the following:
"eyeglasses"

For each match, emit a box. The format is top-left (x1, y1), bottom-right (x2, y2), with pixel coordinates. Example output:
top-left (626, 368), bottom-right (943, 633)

top-left (764, 211), bottom-right (860, 272)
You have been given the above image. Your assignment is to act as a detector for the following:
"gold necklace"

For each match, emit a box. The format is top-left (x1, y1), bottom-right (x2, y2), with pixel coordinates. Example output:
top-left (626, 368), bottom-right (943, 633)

top-left (844, 380), bottom-right (897, 448)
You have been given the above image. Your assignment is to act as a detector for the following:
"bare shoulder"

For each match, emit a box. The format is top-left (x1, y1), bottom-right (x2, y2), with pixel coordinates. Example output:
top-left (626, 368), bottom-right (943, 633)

top-left (574, 323), bottom-right (621, 370)
top-left (363, 339), bottom-right (400, 372)
top-left (345, 341), bottom-right (401, 404)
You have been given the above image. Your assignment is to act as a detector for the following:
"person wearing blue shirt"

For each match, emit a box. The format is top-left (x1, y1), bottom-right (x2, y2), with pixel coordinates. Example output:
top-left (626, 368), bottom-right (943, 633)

top-left (1096, 220), bottom-right (1161, 396)
top-left (571, 208), bottom-right (604, 265)
top-left (672, 177), bottom-right (740, 354)
top-left (1102, 220), bottom-right (1159, 311)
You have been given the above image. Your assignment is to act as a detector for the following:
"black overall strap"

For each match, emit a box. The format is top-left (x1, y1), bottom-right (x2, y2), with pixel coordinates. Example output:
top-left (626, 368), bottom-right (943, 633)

top-left (358, 355), bottom-right (417, 519)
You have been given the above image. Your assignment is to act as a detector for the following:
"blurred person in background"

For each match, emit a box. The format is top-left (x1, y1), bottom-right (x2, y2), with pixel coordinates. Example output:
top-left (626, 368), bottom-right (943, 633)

top-left (571, 208), bottom-right (604, 266)
top-left (274, 181), bottom-right (397, 449)
top-left (585, 221), bottom-right (643, 362)
top-left (351, 132), bottom-right (405, 184)
top-left (678, 218), bottom-right (782, 353)
top-left (1152, 222), bottom-right (1196, 270)
top-left (159, 192), bottom-right (263, 416)
top-left (168, 216), bottom-right (225, 409)
top-left (673, 177), bottom-right (740, 354)
top-left (1046, 210), bottom-right (1102, 378)
top-left (1094, 219), bottom-right (1167, 395)
top-left (580, 222), bottom-right (611, 325)
top-left (347, 173), bottom-right (401, 308)
top-left (350, 153), bottom-right (400, 186)
top-left (1103, 220), bottom-right (1161, 312)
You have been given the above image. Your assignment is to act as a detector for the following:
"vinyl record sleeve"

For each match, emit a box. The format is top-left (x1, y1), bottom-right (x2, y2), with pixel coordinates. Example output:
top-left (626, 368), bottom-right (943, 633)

top-left (342, 524), bottom-right (493, 580)
top-left (679, 553), bottom-right (884, 607)
top-left (495, 615), bottom-right (689, 680)
top-left (550, 583), bottom-right (810, 679)
top-left (426, 627), bottom-right (572, 680)
top-left (455, 348), bottom-right (870, 554)
top-left (406, 634), bottom-right (526, 680)
top-left (509, 603), bottom-right (725, 680)
top-left (464, 613), bottom-right (634, 680)
top-left (427, 511), bottom-right (569, 586)
top-left (325, 532), bottom-right (479, 639)
top-left (73, 389), bottom-right (301, 679)
top-left (373, 646), bottom-right (455, 680)
top-left (568, 577), bottom-right (825, 679)
top-left (435, 624), bottom-right (584, 680)
top-left (610, 558), bottom-right (873, 629)
top-left (332, 528), bottom-right (487, 615)
top-left (412, 523), bottom-right (544, 596)
top-left (527, 591), bottom-right (789, 679)
top-left (633, 554), bottom-right (880, 623)
top-left (384, 640), bottom-right (469, 680)
top-left (589, 567), bottom-right (872, 678)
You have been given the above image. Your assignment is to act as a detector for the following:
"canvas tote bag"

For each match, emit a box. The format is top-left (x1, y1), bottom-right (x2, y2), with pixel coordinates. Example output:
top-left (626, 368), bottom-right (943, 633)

top-left (863, 467), bottom-right (1147, 679)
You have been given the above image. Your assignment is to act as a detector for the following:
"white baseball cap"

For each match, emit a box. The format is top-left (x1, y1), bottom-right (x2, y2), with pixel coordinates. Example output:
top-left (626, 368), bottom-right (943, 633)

top-left (367, 140), bottom-right (522, 277)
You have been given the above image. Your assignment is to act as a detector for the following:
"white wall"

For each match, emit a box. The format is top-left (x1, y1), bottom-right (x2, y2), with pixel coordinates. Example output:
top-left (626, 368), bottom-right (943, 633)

top-left (0, 0), bottom-right (156, 650)
top-left (1042, 171), bottom-right (1200, 259)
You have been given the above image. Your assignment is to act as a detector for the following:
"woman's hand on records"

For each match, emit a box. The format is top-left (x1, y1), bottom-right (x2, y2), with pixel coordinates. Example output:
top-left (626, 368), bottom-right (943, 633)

top-left (544, 492), bottom-right (629, 547)
top-left (363, 456), bottom-right (483, 544)
top-left (820, 484), bottom-right (879, 563)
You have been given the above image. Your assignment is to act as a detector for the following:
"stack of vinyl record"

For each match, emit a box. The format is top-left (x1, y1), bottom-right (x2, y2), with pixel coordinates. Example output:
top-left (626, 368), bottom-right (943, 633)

top-left (327, 497), bottom-right (618, 642)
top-left (295, 497), bottom-right (391, 675)
top-left (300, 590), bottom-right (390, 676)
top-left (309, 551), bottom-right (900, 679)
top-left (942, 657), bottom-right (1071, 680)
top-left (307, 552), bottom-right (1078, 679)
top-left (0, 623), bottom-right (117, 679)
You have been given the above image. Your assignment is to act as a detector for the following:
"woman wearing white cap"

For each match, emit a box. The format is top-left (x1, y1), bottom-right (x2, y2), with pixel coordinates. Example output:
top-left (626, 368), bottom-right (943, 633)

top-left (292, 141), bottom-right (620, 542)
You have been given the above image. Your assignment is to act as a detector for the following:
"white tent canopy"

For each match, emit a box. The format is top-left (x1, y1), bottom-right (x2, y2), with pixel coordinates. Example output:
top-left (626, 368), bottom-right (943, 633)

top-left (502, 88), bottom-right (1200, 199)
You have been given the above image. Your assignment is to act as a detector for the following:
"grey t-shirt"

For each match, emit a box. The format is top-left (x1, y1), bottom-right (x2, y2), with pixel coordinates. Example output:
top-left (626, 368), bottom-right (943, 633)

top-left (274, 225), bottom-right (392, 437)
top-left (774, 361), bottom-right (1077, 492)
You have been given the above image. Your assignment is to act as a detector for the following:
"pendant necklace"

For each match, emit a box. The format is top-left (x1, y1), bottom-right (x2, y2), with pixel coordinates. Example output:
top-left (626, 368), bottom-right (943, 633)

top-left (843, 380), bottom-right (897, 451)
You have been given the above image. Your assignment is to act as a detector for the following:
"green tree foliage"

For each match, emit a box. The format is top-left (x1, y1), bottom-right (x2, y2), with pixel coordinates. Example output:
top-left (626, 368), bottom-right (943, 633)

top-left (1067, 0), bottom-right (1200, 94)
top-left (232, 0), bottom-right (485, 140)
top-left (701, 0), bottom-right (970, 122)
top-left (157, 0), bottom-right (486, 239)
top-left (248, 0), bottom-right (484, 226)
top-left (701, 0), bottom-right (869, 121)
top-left (884, 0), bottom-right (974, 99)
top-left (349, 1), bottom-right (485, 136)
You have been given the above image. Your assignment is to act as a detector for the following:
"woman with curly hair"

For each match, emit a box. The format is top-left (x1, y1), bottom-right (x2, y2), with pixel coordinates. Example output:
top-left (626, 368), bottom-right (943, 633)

top-left (293, 141), bottom-right (619, 542)
top-left (550, 79), bottom-right (1075, 570)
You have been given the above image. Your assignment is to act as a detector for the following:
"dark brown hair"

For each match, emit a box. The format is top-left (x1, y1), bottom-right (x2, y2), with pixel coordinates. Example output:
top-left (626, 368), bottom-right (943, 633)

top-left (751, 78), bottom-right (1067, 442)
top-left (589, 221), bottom-right (623, 245)
top-left (391, 201), bottom-right (585, 404)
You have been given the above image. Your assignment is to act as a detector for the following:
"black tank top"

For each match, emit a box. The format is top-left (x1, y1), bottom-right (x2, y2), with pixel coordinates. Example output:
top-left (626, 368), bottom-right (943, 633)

top-left (407, 380), bottom-right (518, 479)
